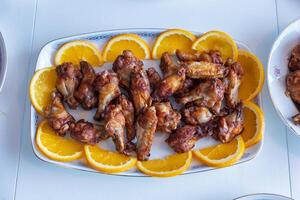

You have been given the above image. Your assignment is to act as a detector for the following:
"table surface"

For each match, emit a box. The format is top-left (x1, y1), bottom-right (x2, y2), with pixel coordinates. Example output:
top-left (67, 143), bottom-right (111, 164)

top-left (1, 0), bottom-right (300, 199)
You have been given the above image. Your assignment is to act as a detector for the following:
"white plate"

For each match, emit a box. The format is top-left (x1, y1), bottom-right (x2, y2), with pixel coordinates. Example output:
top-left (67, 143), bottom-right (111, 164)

top-left (235, 193), bottom-right (292, 200)
top-left (268, 18), bottom-right (300, 137)
top-left (31, 28), bottom-right (263, 176)
top-left (0, 32), bottom-right (7, 92)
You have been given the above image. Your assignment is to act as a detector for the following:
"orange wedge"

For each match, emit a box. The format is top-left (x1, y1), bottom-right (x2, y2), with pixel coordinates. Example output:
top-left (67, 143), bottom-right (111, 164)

top-left (36, 120), bottom-right (83, 162)
top-left (152, 29), bottom-right (196, 59)
top-left (84, 145), bottom-right (137, 174)
top-left (55, 40), bottom-right (102, 66)
top-left (193, 136), bottom-right (245, 168)
top-left (136, 152), bottom-right (192, 177)
top-left (192, 30), bottom-right (238, 61)
top-left (102, 34), bottom-right (150, 62)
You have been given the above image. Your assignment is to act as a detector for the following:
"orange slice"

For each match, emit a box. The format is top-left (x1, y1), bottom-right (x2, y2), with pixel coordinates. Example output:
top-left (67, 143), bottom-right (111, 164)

top-left (238, 50), bottom-right (264, 101)
top-left (193, 136), bottom-right (245, 168)
top-left (84, 145), bottom-right (137, 173)
top-left (36, 120), bottom-right (83, 162)
top-left (192, 30), bottom-right (238, 61)
top-left (55, 40), bottom-right (102, 66)
top-left (241, 101), bottom-right (264, 148)
top-left (102, 34), bottom-right (150, 62)
top-left (136, 152), bottom-right (192, 177)
top-left (29, 67), bottom-right (57, 115)
top-left (152, 29), bottom-right (196, 59)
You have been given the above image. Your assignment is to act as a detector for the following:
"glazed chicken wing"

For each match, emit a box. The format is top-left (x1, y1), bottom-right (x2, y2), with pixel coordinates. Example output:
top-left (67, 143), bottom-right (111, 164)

top-left (74, 61), bottom-right (97, 109)
top-left (146, 67), bottom-right (161, 89)
top-left (182, 106), bottom-right (213, 125)
top-left (152, 68), bottom-right (186, 101)
top-left (44, 91), bottom-right (75, 136)
top-left (154, 101), bottom-right (181, 133)
top-left (176, 49), bottom-right (223, 64)
top-left (130, 67), bottom-right (152, 113)
top-left (183, 61), bottom-right (225, 79)
top-left (136, 106), bottom-right (158, 161)
top-left (288, 44), bottom-right (300, 71)
top-left (56, 62), bottom-right (82, 109)
top-left (104, 104), bottom-right (126, 153)
top-left (115, 95), bottom-right (136, 141)
top-left (160, 52), bottom-right (178, 77)
top-left (216, 102), bottom-right (244, 143)
top-left (223, 59), bottom-right (244, 108)
top-left (292, 113), bottom-right (300, 125)
top-left (286, 70), bottom-right (300, 104)
top-left (166, 125), bottom-right (202, 153)
top-left (177, 79), bottom-right (225, 111)
top-left (112, 50), bottom-right (144, 89)
top-left (70, 119), bottom-right (101, 145)
top-left (94, 70), bottom-right (121, 120)
top-left (174, 78), bottom-right (196, 98)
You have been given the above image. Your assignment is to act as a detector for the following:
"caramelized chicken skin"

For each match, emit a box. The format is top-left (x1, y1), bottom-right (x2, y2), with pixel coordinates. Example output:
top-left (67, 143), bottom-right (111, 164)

top-left (182, 106), bottom-right (213, 125)
top-left (112, 50), bottom-right (144, 89)
top-left (130, 66), bottom-right (152, 113)
top-left (94, 70), bottom-right (121, 120)
top-left (160, 52), bottom-right (178, 77)
top-left (177, 79), bottom-right (225, 110)
top-left (183, 61), bottom-right (225, 79)
top-left (136, 106), bottom-right (158, 161)
top-left (223, 59), bottom-right (244, 108)
top-left (176, 49), bottom-right (223, 64)
top-left (56, 62), bottom-right (82, 109)
top-left (154, 101), bottom-right (181, 133)
top-left (216, 102), bottom-right (244, 143)
top-left (146, 67), bottom-right (161, 89)
top-left (288, 44), bottom-right (300, 71)
top-left (166, 125), bottom-right (202, 153)
top-left (104, 104), bottom-right (126, 153)
top-left (292, 113), bottom-right (300, 125)
top-left (115, 95), bottom-right (136, 141)
top-left (152, 68), bottom-right (186, 101)
top-left (44, 92), bottom-right (75, 136)
top-left (70, 119), bottom-right (101, 145)
top-left (74, 61), bottom-right (97, 109)
top-left (286, 70), bottom-right (300, 104)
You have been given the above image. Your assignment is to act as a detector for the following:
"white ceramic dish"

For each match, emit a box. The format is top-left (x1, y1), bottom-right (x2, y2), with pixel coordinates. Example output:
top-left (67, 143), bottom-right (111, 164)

top-left (31, 28), bottom-right (263, 176)
top-left (0, 32), bottom-right (7, 92)
top-left (268, 18), bottom-right (300, 137)
top-left (235, 193), bottom-right (292, 200)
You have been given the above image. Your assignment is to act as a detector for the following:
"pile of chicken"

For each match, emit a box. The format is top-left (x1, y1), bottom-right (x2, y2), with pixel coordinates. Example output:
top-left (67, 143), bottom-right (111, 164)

top-left (44, 49), bottom-right (244, 161)
top-left (286, 44), bottom-right (300, 125)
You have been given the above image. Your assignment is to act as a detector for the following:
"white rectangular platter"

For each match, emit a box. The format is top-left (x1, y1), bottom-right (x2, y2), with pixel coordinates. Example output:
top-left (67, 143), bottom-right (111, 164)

top-left (31, 28), bottom-right (263, 177)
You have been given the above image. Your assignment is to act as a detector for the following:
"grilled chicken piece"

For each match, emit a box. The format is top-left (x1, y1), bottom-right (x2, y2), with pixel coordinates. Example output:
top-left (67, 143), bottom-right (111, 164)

top-left (286, 70), bottom-right (300, 104)
top-left (154, 101), bottom-right (181, 133)
top-left (166, 125), bottom-right (204, 153)
top-left (94, 120), bottom-right (111, 140)
top-left (176, 49), bottom-right (223, 64)
top-left (56, 62), bottom-right (82, 109)
top-left (74, 61), bottom-right (97, 109)
top-left (289, 44), bottom-right (300, 71)
top-left (223, 59), bottom-right (244, 108)
top-left (177, 79), bottom-right (225, 111)
top-left (182, 106), bottom-right (213, 125)
top-left (112, 50), bottom-right (144, 89)
top-left (160, 52), bottom-right (178, 77)
top-left (94, 70), bottom-right (121, 120)
top-left (146, 67), bottom-right (161, 89)
top-left (104, 104), bottom-right (126, 153)
top-left (115, 95), bottom-right (136, 141)
top-left (136, 106), bottom-right (158, 161)
top-left (44, 92), bottom-right (75, 136)
top-left (174, 78), bottom-right (196, 98)
top-left (70, 119), bottom-right (101, 145)
top-left (152, 68), bottom-right (186, 101)
top-left (216, 102), bottom-right (244, 143)
top-left (130, 67), bottom-right (152, 113)
top-left (183, 61), bottom-right (225, 79)
top-left (292, 113), bottom-right (300, 125)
